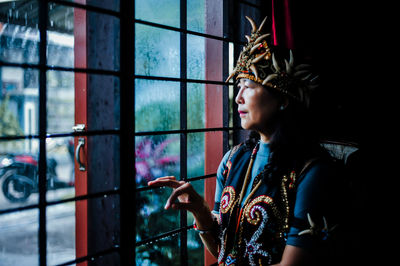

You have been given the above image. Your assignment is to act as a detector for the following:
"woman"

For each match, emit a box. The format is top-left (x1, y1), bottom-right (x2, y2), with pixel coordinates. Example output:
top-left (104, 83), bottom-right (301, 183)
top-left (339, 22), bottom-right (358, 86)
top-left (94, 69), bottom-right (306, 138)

top-left (148, 16), bottom-right (340, 265)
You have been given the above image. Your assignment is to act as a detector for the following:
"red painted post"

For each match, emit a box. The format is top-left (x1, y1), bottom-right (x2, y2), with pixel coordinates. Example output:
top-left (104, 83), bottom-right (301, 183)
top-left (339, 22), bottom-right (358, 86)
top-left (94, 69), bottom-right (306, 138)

top-left (74, 1), bottom-right (88, 265)
top-left (205, 1), bottom-right (223, 265)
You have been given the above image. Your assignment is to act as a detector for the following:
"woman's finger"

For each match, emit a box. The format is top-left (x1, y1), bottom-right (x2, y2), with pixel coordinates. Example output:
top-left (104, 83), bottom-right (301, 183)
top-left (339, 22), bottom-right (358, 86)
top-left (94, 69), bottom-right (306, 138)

top-left (170, 202), bottom-right (196, 212)
top-left (147, 176), bottom-right (178, 186)
top-left (165, 183), bottom-right (198, 209)
top-left (154, 176), bottom-right (176, 181)
top-left (147, 179), bottom-right (182, 188)
top-left (147, 176), bottom-right (176, 185)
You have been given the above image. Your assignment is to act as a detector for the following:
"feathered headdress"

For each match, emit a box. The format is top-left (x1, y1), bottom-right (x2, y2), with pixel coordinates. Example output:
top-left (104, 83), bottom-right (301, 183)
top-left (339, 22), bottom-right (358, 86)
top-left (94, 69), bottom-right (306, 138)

top-left (226, 16), bottom-right (319, 107)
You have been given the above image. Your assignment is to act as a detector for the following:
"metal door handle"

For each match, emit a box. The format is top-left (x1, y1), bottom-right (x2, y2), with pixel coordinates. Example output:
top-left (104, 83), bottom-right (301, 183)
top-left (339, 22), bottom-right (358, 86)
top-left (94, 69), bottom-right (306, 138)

top-left (75, 138), bottom-right (86, 171)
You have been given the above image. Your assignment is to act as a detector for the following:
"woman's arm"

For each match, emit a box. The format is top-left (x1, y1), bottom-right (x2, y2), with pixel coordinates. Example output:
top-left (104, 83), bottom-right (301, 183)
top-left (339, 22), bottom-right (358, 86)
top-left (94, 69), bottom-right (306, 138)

top-left (271, 245), bottom-right (313, 266)
top-left (279, 162), bottom-right (337, 265)
top-left (196, 213), bottom-right (220, 258)
top-left (148, 176), bottom-right (220, 257)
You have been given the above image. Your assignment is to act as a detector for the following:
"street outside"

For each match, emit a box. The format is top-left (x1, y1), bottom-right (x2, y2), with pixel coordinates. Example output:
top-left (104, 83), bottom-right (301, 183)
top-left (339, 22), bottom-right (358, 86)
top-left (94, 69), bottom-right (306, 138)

top-left (0, 160), bottom-right (76, 266)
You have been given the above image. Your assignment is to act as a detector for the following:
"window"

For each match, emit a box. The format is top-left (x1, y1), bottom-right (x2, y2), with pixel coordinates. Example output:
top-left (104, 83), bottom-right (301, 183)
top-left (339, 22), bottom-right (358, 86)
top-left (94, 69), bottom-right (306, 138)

top-left (0, 0), bottom-right (264, 265)
top-left (0, 1), bottom-right (121, 265)
top-left (134, 0), bottom-right (228, 265)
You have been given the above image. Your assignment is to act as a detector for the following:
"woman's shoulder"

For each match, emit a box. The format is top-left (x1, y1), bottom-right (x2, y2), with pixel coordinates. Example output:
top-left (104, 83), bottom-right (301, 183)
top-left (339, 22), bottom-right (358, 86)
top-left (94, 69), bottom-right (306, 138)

top-left (217, 142), bottom-right (252, 174)
top-left (295, 156), bottom-right (343, 193)
top-left (224, 142), bottom-right (248, 161)
top-left (299, 157), bottom-right (332, 174)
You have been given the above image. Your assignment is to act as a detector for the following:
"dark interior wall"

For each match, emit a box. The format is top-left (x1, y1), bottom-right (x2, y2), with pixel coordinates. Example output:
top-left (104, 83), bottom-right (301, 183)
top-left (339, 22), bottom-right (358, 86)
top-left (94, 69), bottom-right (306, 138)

top-left (230, 1), bottom-right (375, 145)
top-left (273, 2), bottom-right (389, 262)
top-left (288, 1), bottom-right (366, 143)
top-left (286, 1), bottom-right (387, 149)
top-left (229, 2), bottom-right (388, 263)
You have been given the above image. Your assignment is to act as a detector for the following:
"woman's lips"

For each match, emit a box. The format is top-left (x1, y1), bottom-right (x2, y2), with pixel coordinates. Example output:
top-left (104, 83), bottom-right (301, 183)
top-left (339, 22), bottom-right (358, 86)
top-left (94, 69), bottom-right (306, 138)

top-left (238, 110), bottom-right (247, 117)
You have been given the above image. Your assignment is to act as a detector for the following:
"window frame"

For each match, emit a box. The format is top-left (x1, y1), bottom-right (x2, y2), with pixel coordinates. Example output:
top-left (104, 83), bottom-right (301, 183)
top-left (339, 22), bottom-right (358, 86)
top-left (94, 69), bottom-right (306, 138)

top-left (0, 0), bottom-right (265, 265)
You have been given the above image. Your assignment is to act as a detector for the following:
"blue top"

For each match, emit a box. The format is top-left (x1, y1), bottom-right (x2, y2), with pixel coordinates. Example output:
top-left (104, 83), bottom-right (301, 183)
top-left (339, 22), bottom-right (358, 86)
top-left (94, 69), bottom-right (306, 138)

top-left (213, 141), bottom-right (335, 249)
top-left (214, 141), bottom-right (271, 206)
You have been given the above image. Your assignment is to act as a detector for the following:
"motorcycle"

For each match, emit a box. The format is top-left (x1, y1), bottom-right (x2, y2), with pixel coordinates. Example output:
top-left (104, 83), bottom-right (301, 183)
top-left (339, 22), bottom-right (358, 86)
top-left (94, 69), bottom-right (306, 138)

top-left (0, 154), bottom-right (73, 202)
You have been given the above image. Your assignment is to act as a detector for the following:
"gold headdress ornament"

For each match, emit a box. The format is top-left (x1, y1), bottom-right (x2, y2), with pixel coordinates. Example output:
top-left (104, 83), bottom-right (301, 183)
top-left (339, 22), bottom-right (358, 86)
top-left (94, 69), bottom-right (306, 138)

top-left (226, 16), bottom-right (319, 107)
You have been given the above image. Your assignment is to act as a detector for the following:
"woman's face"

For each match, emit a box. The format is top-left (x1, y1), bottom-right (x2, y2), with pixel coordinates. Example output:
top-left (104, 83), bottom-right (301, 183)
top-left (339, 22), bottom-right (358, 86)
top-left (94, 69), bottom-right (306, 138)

top-left (235, 78), bottom-right (280, 133)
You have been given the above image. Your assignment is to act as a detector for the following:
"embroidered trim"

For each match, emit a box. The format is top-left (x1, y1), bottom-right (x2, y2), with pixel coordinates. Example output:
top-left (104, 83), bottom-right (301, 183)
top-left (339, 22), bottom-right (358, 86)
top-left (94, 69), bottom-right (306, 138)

top-left (222, 144), bottom-right (243, 187)
top-left (244, 195), bottom-right (273, 225)
top-left (220, 186), bottom-right (236, 214)
top-left (218, 227), bottom-right (228, 264)
top-left (243, 205), bottom-right (272, 265)
top-left (224, 161), bottom-right (232, 180)
top-left (225, 254), bottom-right (237, 265)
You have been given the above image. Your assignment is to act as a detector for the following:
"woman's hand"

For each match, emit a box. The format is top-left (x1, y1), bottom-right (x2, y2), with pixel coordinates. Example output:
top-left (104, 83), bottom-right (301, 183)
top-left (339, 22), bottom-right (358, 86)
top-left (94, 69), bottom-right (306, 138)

top-left (148, 176), bottom-right (220, 257)
top-left (147, 176), bottom-right (209, 218)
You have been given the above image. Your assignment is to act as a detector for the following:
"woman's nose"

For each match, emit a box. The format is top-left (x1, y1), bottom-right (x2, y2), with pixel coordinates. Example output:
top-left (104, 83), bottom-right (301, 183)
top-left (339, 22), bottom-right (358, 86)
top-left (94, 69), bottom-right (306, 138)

top-left (235, 88), bottom-right (244, 104)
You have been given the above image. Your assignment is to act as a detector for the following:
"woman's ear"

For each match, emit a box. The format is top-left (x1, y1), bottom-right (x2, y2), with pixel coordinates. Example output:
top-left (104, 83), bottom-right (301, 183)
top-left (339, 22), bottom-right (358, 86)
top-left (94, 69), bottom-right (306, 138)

top-left (279, 97), bottom-right (289, 111)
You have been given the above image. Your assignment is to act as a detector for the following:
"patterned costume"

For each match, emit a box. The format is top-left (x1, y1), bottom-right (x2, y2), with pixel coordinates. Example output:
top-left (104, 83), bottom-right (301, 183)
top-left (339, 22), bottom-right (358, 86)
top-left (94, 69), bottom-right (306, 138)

top-left (216, 143), bottom-right (294, 265)
top-left (214, 143), bottom-right (339, 265)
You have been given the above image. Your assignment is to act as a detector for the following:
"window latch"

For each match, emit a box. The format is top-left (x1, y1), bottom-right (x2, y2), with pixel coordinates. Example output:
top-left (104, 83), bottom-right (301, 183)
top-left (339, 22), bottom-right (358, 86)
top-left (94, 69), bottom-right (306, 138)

top-left (72, 124), bottom-right (85, 132)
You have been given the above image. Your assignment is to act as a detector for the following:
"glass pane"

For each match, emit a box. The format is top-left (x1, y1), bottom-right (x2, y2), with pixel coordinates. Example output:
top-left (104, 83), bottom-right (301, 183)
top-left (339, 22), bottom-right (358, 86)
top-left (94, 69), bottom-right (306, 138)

top-left (0, 139), bottom-right (39, 210)
top-left (136, 187), bottom-right (180, 240)
top-left (185, 179), bottom-right (204, 223)
top-left (0, 67), bottom-right (39, 137)
top-left (0, 0), bottom-right (39, 65)
top-left (187, 34), bottom-right (205, 80)
top-left (135, 0), bottom-right (180, 28)
top-left (135, 79), bottom-right (180, 132)
top-left (0, 208), bottom-right (39, 265)
top-left (135, 24), bottom-right (180, 78)
top-left (136, 228), bottom-right (180, 266)
top-left (229, 84), bottom-right (234, 127)
top-left (187, 0), bottom-right (205, 33)
top-left (47, 72), bottom-right (120, 134)
top-left (48, 3), bottom-right (120, 71)
top-left (187, 83), bottom-right (204, 129)
top-left (187, 35), bottom-right (223, 81)
top-left (46, 137), bottom-right (75, 201)
top-left (188, 83), bottom-right (223, 129)
top-left (188, 228), bottom-right (204, 266)
top-left (46, 70), bottom-right (74, 134)
top-left (46, 195), bottom-right (120, 265)
top-left (135, 134), bottom-right (180, 188)
top-left (47, 203), bottom-right (75, 265)
top-left (45, 134), bottom-right (120, 201)
top-left (188, 132), bottom-right (224, 177)
top-left (186, 179), bottom-right (205, 264)
top-left (187, 133), bottom-right (204, 178)
top-left (47, 3), bottom-right (74, 68)
top-left (207, 84), bottom-right (224, 128)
